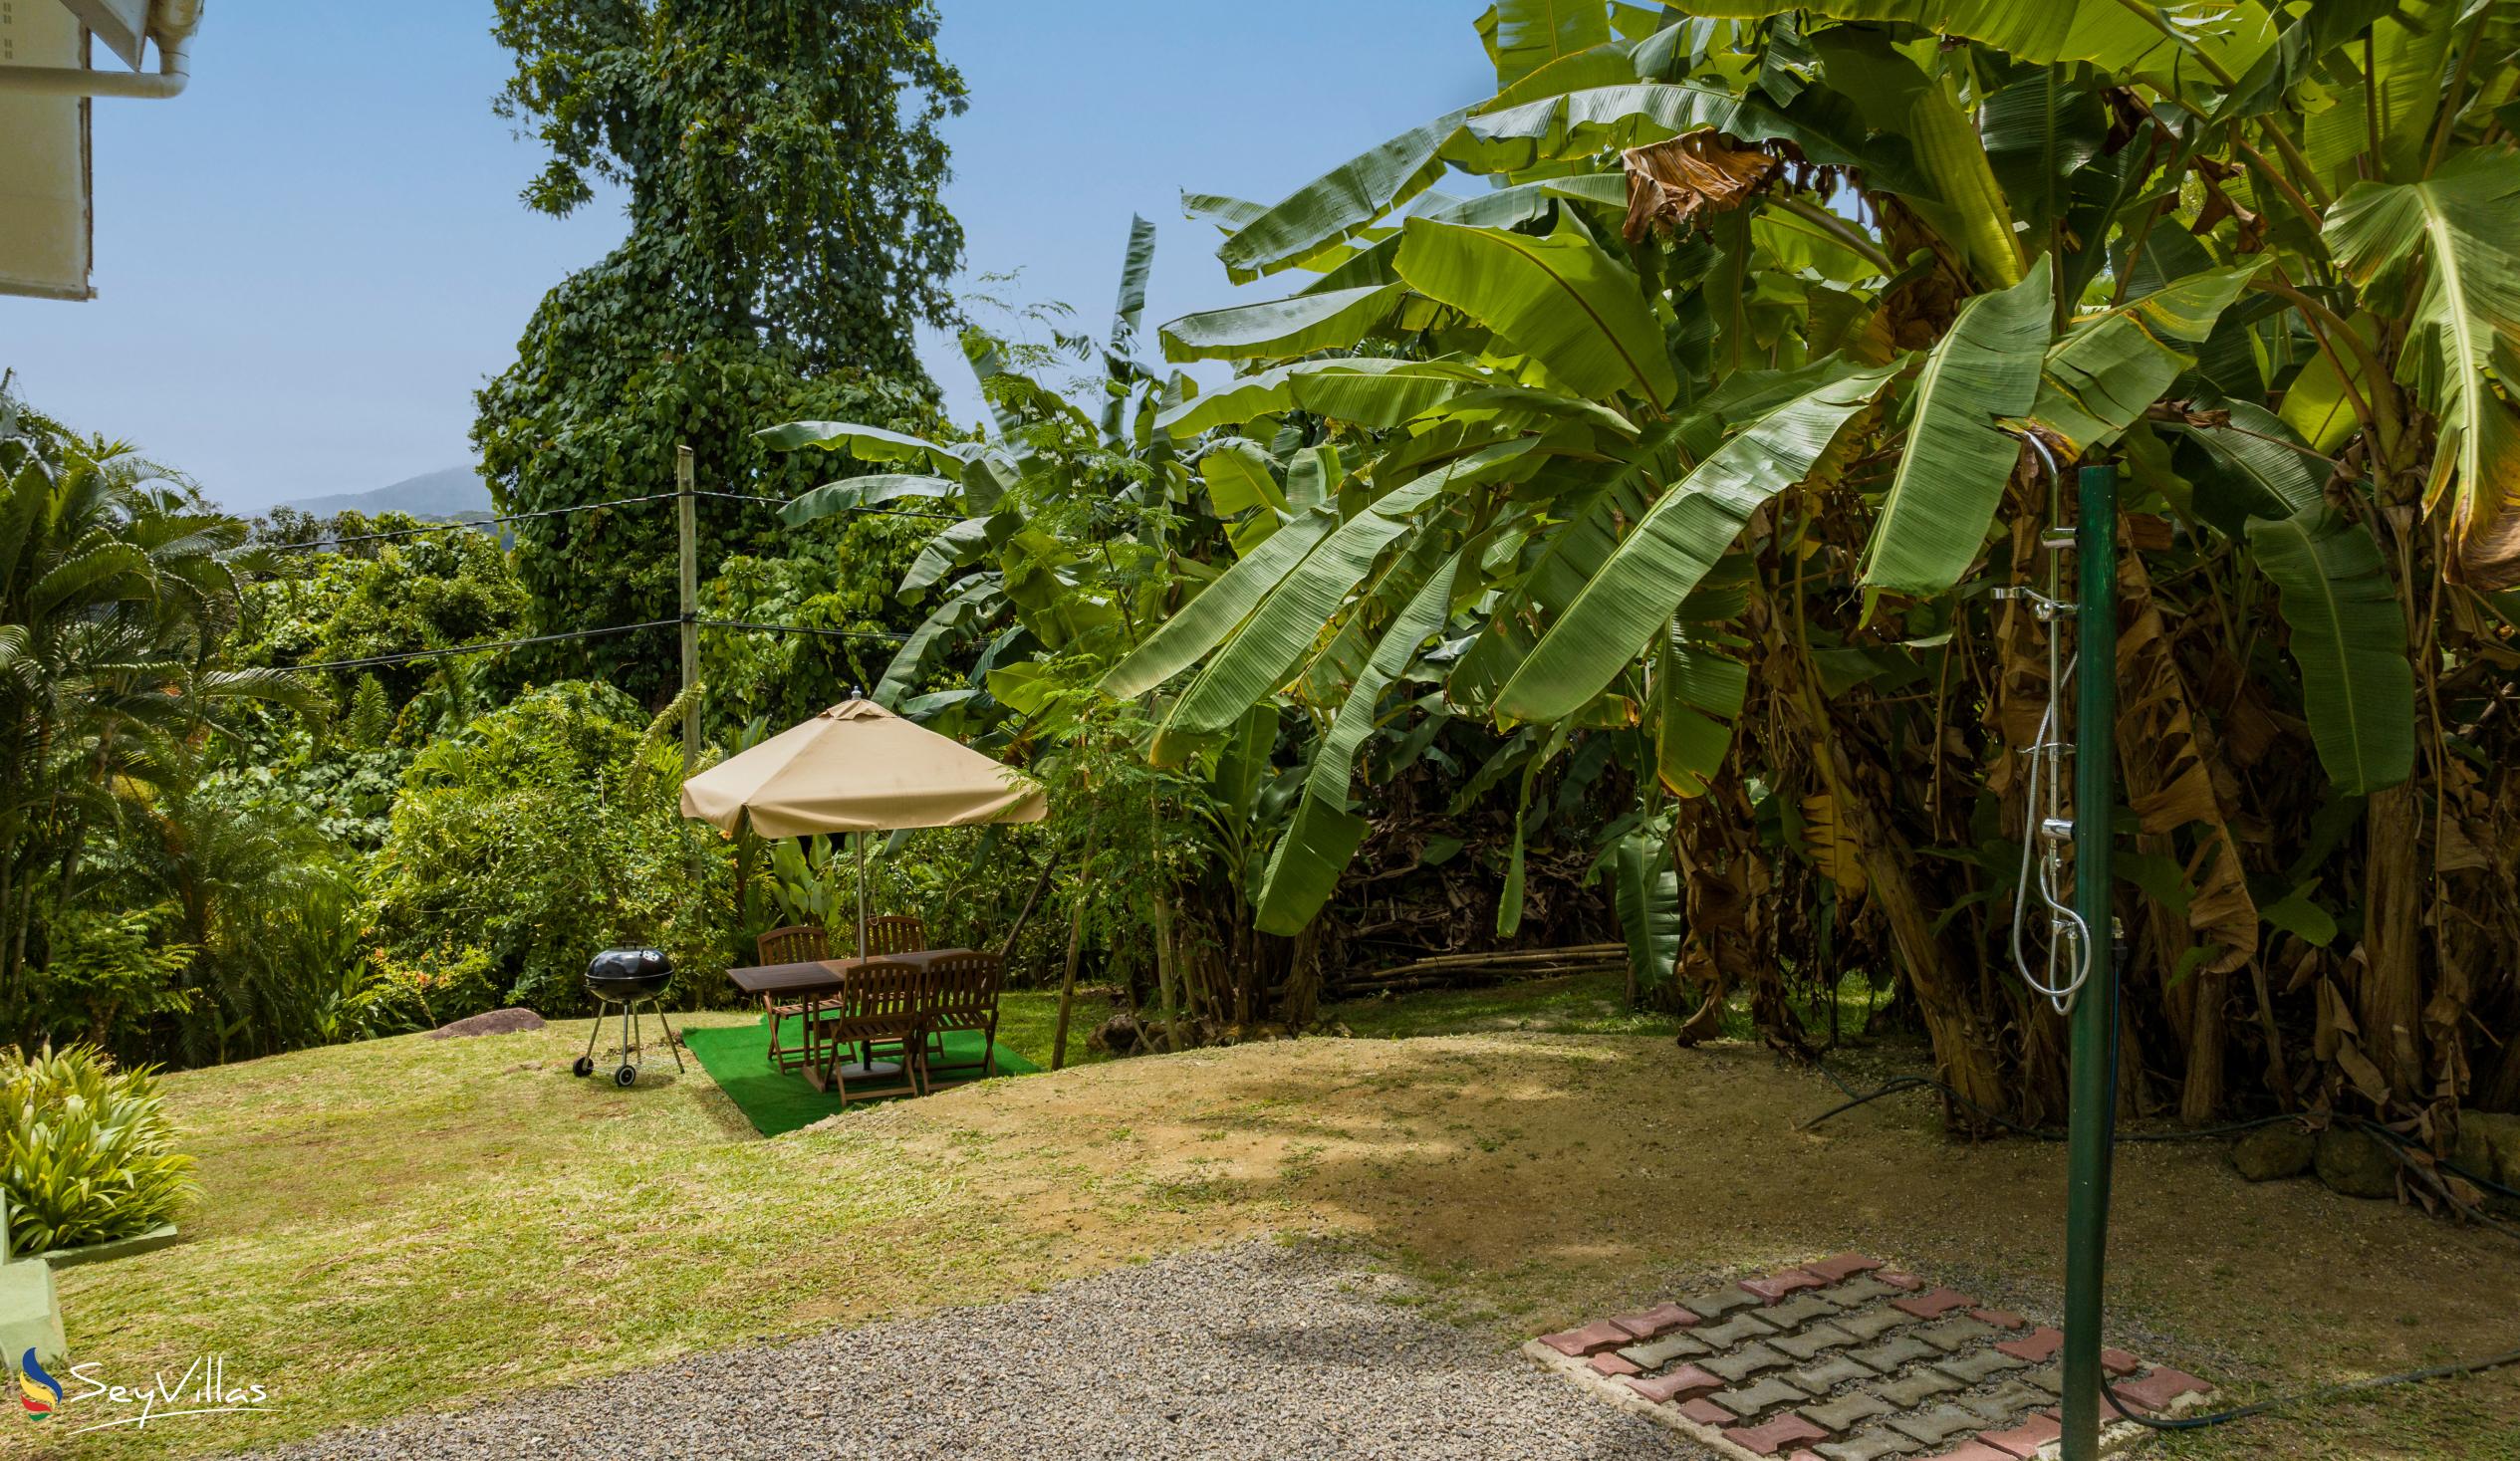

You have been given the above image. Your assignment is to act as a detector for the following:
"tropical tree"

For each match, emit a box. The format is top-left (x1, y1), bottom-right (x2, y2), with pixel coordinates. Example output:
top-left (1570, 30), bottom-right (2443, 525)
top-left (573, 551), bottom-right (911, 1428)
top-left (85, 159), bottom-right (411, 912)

top-left (0, 386), bottom-right (300, 1051)
top-left (472, 0), bottom-right (962, 692)
top-left (1083, 2), bottom-right (2519, 1128)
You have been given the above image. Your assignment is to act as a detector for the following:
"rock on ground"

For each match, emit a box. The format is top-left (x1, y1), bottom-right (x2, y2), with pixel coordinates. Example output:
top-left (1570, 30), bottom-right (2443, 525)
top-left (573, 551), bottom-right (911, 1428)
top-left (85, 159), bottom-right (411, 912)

top-left (2228, 1123), bottom-right (2315, 1182)
top-left (2315, 1125), bottom-right (2399, 1200)
top-left (429, 1007), bottom-right (547, 1040)
top-left (2452, 1110), bottom-right (2520, 1216)
top-left (245, 1242), bottom-right (1701, 1461)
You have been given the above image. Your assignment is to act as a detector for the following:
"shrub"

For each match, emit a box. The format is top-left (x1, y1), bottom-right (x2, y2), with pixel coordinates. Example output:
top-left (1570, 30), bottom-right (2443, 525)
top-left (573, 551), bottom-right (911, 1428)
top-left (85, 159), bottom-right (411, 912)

top-left (0, 1044), bottom-right (195, 1254)
top-left (368, 681), bottom-right (732, 1016)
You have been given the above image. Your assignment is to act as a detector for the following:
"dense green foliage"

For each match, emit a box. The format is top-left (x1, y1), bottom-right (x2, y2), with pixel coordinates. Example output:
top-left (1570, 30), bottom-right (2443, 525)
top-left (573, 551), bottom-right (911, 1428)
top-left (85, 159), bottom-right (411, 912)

top-left (0, 1043), bottom-right (194, 1253)
top-left (472, 0), bottom-right (965, 690)
top-left (1119, 0), bottom-right (2520, 1126)
top-left (777, 2), bottom-right (2520, 1130)
top-left (370, 682), bottom-right (732, 1017)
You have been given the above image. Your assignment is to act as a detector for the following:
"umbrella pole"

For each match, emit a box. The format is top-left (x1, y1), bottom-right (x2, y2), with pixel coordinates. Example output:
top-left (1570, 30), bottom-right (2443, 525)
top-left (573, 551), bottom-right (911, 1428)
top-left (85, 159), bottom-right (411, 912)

top-left (857, 832), bottom-right (870, 961)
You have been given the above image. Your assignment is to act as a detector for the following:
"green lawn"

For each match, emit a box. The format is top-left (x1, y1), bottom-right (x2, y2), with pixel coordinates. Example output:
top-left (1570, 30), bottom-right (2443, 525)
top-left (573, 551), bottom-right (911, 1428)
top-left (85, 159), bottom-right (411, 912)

top-left (34, 974), bottom-right (2520, 1460)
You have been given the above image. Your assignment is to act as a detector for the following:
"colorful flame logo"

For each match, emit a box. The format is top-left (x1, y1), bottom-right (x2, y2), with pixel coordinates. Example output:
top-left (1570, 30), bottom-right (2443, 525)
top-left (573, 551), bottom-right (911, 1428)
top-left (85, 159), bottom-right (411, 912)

top-left (18, 1349), bottom-right (60, 1419)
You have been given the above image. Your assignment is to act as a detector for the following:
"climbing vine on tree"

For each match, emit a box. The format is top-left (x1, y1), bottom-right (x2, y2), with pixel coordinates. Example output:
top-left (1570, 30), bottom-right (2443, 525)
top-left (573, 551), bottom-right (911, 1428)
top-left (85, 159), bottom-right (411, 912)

top-left (472, 0), bottom-right (966, 694)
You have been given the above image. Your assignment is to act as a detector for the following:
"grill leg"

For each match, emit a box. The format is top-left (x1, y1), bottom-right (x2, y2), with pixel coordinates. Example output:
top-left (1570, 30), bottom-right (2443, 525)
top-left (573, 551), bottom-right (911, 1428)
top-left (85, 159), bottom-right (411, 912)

top-left (650, 1001), bottom-right (685, 1072)
top-left (581, 1013), bottom-right (604, 1065)
top-left (621, 998), bottom-right (635, 1069)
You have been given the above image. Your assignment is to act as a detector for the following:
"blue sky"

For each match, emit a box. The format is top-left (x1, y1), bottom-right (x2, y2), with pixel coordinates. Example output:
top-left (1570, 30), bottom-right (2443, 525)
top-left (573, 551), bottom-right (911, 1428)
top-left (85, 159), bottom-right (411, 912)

top-left (0, 1), bottom-right (1488, 513)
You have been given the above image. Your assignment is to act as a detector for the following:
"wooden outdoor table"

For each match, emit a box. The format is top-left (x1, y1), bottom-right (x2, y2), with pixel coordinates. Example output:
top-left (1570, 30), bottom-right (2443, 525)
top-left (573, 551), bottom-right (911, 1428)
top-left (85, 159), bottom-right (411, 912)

top-left (725, 948), bottom-right (978, 1092)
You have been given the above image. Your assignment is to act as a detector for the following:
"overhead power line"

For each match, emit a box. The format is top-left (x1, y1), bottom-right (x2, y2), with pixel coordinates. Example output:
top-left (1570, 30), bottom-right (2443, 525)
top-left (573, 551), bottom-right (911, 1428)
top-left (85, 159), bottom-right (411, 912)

top-left (278, 616), bottom-right (907, 674)
top-left (263, 488), bottom-right (956, 553)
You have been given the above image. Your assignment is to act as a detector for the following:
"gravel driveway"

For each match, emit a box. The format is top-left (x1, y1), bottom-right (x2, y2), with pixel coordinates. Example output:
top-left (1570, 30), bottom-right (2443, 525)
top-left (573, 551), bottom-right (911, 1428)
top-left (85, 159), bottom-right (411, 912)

top-left (250, 1241), bottom-right (1703, 1460)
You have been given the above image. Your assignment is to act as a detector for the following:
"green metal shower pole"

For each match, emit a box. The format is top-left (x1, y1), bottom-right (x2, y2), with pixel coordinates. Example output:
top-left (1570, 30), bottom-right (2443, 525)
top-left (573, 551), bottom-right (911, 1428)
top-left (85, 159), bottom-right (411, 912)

top-left (2061, 460), bottom-right (2119, 1461)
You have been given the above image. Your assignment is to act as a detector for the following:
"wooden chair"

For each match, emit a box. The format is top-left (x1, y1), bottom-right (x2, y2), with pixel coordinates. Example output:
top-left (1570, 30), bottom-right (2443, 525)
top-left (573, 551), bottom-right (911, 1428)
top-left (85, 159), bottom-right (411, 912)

top-left (834, 916), bottom-right (928, 1068)
top-left (863, 914), bottom-right (927, 957)
top-left (818, 959), bottom-right (931, 1106)
top-left (921, 951), bottom-right (1006, 1085)
top-left (754, 924), bottom-right (830, 1072)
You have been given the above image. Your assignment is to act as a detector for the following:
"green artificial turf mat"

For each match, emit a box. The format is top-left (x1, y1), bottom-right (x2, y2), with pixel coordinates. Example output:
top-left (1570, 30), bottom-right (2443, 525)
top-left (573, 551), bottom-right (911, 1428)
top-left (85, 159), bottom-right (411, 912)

top-left (682, 1016), bottom-right (1036, 1136)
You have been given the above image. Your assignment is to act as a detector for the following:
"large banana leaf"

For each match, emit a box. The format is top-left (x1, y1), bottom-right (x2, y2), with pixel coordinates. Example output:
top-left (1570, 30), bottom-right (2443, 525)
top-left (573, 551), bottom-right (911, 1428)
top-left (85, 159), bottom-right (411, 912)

top-left (1677, 0), bottom-right (2275, 81)
top-left (1393, 216), bottom-right (1679, 404)
top-left (1861, 256), bottom-right (2054, 596)
top-left (1153, 359), bottom-right (1488, 436)
top-left (1496, 362), bottom-right (1899, 723)
top-left (2026, 263), bottom-right (2259, 449)
top-left (1214, 111), bottom-right (1469, 284)
top-left (2276, 311), bottom-right (2380, 455)
top-left (1253, 551), bottom-right (1464, 934)
top-left (1979, 71), bottom-right (2108, 238)
top-left (1158, 283), bottom-right (1406, 363)
top-left (2299, 0), bottom-right (2454, 190)
top-left (756, 421), bottom-right (965, 474)
top-left (1156, 440), bottom-right (1539, 755)
top-left (1656, 626), bottom-right (1749, 798)
top-left (2171, 400), bottom-right (2325, 535)
top-left (1197, 438), bottom-right (1288, 519)
top-left (874, 580), bottom-right (998, 709)
top-left (1446, 82), bottom-right (1891, 185)
top-left (2246, 505), bottom-right (2414, 795)
top-left (2326, 151), bottom-right (2520, 589)
top-left (1479, 0), bottom-right (1615, 89)
top-left (1099, 510), bottom-right (1339, 697)
top-left (1616, 829), bottom-right (1683, 991)
top-left (1480, 41), bottom-right (1641, 112)
top-left (781, 473), bottom-right (961, 525)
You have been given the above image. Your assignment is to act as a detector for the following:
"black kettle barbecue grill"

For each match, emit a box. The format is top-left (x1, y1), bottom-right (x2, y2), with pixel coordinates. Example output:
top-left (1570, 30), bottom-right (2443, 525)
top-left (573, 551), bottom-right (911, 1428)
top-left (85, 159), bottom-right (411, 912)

top-left (574, 947), bottom-right (684, 1087)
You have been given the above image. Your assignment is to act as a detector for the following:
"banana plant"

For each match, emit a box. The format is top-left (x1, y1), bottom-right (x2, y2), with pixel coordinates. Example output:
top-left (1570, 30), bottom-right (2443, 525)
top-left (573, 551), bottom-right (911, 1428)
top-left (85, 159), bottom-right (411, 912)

top-left (1101, 0), bottom-right (2520, 1126)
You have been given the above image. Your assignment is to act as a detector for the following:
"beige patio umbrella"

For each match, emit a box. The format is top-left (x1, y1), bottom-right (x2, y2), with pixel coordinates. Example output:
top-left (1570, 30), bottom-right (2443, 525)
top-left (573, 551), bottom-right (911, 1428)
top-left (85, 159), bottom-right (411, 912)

top-left (680, 696), bottom-right (1047, 959)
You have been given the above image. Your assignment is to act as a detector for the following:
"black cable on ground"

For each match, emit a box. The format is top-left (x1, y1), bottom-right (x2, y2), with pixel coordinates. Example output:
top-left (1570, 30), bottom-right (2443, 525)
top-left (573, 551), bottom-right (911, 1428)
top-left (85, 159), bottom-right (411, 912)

top-left (1799, 936), bottom-right (2520, 1433)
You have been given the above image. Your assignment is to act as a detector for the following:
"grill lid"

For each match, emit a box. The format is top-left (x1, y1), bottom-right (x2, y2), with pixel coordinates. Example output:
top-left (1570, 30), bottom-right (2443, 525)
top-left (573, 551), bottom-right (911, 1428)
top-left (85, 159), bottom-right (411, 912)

top-left (587, 947), bottom-right (672, 983)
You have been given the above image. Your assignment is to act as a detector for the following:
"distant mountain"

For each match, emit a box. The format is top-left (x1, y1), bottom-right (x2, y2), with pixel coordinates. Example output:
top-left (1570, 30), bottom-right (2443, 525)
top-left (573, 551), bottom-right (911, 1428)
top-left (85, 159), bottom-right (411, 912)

top-left (275, 465), bottom-right (491, 521)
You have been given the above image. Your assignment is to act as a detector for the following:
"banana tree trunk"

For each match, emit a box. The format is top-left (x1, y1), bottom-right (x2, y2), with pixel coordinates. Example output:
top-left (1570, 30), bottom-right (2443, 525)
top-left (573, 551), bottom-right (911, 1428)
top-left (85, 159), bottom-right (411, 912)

top-left (2359, 782), bottom-right (2427, 1102)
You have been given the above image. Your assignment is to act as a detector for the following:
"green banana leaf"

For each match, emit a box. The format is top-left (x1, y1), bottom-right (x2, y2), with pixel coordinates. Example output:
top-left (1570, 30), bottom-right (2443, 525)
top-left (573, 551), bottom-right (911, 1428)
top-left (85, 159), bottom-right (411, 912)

top-left (1253, 551), bottom-right (1464, 934)
top-left (1099, 508), bottom-right (1339, 698)
top-left (1616, 829), bottom-right (1683, 991)
top-left (1215, 111), bottom-right (1469, 284)
top-left (1676, 1), bottom-right (2274, 81)
top-left (755, 420), bottom-right (965, 474)
top-left (1197, 439), bottom-right (1288, 518)
top-left (781, 473), bottom-right (960, 525)
top-left (1656, 625), bottom-right (1749, 798)
top-left (1496, 362), bottom-right (1899, 723)
top-left (2326, 150), bottom-right (2520, 588)
top-left (1394, 215), bottom-right (1677, 404)
top-left (1861, 256), bottom-right (2055, 596)
top-left (2246, 505), bottom-right (2414, 796)
top-left (1448, 81), bottom-right (1881, 179)
top-left (1153, 359), bottom-right (1488, 436)
top-left (2026, 262), bottom-right (2260, 449)
top-left (1479, 0), bottom-right (1615, 89)
top-left (1156, 440), bottom-right (1540, 754)
top-left (1159, 283), bottom-right (1407, 363)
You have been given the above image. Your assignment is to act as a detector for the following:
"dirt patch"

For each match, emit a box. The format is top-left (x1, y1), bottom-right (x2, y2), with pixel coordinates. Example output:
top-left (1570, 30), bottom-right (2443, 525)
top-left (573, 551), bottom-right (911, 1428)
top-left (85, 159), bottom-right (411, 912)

top-left (860, 1034), bottom-right (2520, 1459)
